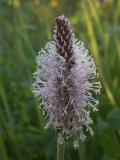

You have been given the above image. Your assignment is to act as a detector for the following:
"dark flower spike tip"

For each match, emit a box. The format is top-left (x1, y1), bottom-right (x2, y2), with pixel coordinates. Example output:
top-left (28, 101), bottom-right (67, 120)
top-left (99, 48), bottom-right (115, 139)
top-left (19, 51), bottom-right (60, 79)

top-left (54, 15), bottom-right (75, 69)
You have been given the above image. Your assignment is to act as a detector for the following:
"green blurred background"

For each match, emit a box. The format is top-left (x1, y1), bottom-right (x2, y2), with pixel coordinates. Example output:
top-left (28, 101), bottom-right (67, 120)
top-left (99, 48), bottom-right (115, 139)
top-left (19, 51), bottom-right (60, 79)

top-left (0, 0), bottom-right (120, 159)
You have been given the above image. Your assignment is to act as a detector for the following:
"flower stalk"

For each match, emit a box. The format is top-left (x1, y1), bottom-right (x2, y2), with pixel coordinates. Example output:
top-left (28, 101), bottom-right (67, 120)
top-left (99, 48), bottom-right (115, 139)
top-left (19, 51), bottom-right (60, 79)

top-left (78, 139), bottom-right (86, 160)
top-left (57, 138), bottom-right (65, 160)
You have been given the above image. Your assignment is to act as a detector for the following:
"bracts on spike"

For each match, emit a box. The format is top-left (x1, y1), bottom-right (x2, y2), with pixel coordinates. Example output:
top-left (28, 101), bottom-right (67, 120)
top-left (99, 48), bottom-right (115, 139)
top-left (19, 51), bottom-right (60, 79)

top-left (54, 15), bottom-right (75, 69)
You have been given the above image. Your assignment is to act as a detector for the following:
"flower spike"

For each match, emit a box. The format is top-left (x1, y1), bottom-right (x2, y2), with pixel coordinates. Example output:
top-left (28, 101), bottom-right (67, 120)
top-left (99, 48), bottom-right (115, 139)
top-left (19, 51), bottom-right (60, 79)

top-left (32, 15), bottom-right (101, 147)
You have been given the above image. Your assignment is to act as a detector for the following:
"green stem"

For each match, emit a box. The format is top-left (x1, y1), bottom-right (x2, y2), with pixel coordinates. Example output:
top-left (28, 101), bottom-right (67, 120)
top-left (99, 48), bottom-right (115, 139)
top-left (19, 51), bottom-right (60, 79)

top-left (78, 139), bottom-right (86, 160)
top-left (57, 138), bottom-right (65, 160)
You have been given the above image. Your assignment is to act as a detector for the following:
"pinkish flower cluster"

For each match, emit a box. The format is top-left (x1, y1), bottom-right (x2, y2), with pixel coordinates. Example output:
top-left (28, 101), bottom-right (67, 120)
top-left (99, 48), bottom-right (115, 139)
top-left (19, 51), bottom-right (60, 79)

top-left (32, 15), bottom-right (101, 146)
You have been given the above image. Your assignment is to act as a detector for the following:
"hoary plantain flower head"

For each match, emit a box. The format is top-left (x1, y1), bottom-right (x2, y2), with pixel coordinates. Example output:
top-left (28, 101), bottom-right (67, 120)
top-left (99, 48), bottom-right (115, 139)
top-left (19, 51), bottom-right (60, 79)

top-left (32, 15), bottom-right (101, 147)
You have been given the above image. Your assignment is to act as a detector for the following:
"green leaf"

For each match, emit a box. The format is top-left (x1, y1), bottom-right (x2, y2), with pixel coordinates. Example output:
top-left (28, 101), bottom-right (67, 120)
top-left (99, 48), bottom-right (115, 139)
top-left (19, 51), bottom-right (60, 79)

top-left (97, 116), bottom-right (109, 130)
top-left (107, 108), bottom-right (120, 130)
top-left (107, 108), bottom-right (120, 120)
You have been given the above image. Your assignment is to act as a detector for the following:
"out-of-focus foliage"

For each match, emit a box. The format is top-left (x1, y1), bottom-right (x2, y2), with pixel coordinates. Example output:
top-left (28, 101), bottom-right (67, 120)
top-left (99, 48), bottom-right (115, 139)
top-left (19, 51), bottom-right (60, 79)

top-left (0, 0), bottom-right (120, 159)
